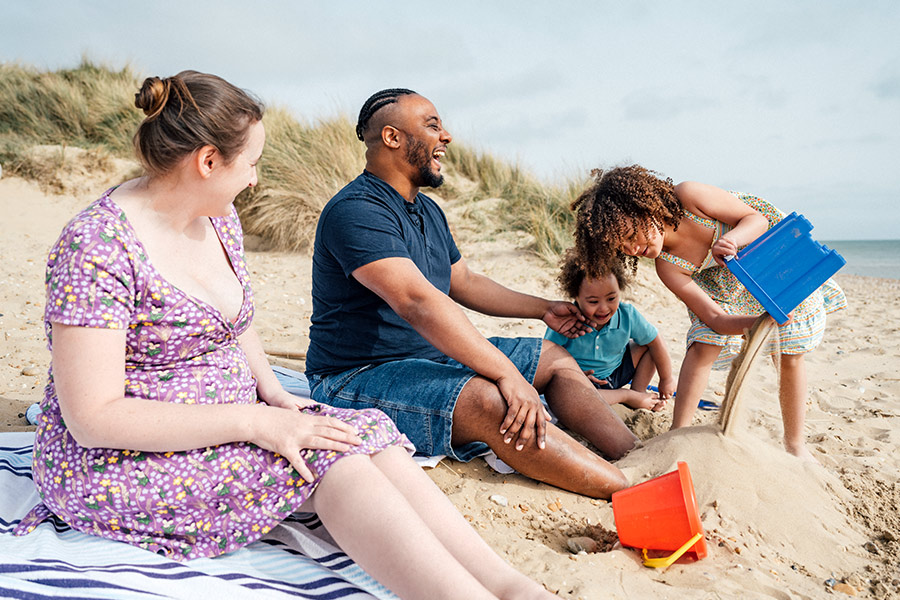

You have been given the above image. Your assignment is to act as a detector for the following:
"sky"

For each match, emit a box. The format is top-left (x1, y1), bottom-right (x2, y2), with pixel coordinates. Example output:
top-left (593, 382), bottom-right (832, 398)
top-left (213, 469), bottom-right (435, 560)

top-left (3, 1), bottom-right (899, 240)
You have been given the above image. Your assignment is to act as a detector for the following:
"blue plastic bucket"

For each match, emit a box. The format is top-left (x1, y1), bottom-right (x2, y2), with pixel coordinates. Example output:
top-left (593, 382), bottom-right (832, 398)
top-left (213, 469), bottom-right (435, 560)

top-left (725, 212), bottom-right (845, 324)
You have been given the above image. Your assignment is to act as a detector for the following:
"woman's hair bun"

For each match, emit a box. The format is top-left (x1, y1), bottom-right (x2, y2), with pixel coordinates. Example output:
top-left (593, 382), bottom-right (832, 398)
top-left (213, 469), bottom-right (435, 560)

top-left (132, 70), bottom-right (264, 177)
top-left (134, 76), bottom-right (170, 119)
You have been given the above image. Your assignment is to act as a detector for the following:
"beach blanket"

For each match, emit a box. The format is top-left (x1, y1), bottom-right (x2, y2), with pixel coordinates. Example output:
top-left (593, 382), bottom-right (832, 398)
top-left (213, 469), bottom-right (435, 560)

top-left (0, 434), bottom-right (398, 599)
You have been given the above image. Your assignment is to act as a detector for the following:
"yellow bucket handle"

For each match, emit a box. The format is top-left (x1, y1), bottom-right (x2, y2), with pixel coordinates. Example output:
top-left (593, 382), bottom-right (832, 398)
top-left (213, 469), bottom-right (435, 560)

top-left (641, 533), bottom-right (703, 569)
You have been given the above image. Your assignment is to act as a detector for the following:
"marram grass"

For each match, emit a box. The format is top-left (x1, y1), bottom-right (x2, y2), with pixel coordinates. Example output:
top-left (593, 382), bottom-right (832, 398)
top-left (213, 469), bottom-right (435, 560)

top-left (0, 60), bottom-right (583, 260)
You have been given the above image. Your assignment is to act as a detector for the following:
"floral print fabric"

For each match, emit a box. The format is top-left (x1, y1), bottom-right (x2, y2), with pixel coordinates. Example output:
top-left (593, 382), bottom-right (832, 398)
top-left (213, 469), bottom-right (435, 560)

top-left (658, 193), bottom-right (847, 368)
top-left (13, 189), bottom-right (412, 560)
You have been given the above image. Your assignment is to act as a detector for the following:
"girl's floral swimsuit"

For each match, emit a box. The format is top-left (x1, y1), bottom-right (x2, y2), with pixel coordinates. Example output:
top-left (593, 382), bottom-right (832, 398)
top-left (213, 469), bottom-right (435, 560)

top-left (658, 192), bottom-right (847, 368)
top-left (14, 189), bottom-right (412, 560)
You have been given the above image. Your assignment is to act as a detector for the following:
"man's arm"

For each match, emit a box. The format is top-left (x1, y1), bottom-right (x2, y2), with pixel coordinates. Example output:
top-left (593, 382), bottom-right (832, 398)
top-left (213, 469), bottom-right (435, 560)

top-left (448, 256), bottom-right (591, 337)
top-left (352, 256), bottom-right (550, 450)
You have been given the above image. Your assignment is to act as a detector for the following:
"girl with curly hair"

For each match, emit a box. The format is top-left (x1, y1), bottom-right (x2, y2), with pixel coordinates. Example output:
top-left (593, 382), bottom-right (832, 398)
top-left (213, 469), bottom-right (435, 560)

top-left (571, 165), bottom-right (846, 461)
top-left (545, 250), bottom-right (674, 412)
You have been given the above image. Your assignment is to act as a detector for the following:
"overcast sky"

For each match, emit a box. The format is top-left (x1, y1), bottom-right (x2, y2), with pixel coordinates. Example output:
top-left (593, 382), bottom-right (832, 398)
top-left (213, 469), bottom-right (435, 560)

top-left (3, 1), bottom-right (899, 239)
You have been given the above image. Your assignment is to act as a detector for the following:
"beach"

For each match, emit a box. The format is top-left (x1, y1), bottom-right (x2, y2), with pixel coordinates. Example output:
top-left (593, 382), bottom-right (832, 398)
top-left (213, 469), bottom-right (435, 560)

top-left (1, 159), bottom-right (898, 599)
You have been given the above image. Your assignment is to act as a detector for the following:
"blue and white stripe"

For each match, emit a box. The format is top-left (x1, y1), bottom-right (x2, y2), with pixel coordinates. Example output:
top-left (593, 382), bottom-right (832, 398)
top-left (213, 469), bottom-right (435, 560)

top-left (0, 432), bottom-right (398, 600)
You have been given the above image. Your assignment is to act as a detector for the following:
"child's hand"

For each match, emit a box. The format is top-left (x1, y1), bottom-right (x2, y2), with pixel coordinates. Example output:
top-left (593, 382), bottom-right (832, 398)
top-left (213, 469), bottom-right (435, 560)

top-left (711, 237), bottom-right (738, 266)
top-left (583, 369), bottom-right (608, 387)
top-left (657, 376), bottom-right (677, 399)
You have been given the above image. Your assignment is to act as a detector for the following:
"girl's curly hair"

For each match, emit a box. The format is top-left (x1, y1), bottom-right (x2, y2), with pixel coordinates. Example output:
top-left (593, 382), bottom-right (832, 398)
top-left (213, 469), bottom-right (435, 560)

top-left (571, 165), bottom-right (684, 276)
top-left (557, 248), bottom-right (628, 300)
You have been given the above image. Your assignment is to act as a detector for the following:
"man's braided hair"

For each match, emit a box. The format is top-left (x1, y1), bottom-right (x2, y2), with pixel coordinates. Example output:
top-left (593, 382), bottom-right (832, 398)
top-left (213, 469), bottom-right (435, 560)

top-left (355, 88), bottom-right (417, 141)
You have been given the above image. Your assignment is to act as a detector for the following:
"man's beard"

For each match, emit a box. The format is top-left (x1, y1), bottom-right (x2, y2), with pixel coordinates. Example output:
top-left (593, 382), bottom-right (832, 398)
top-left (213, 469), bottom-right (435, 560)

top-left (405, 137), bottom-right (444, 188)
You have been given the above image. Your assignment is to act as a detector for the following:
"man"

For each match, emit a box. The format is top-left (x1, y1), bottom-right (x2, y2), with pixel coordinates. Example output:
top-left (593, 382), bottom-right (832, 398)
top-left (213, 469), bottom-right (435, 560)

top-left (306, 88), bottom-right (637, 498)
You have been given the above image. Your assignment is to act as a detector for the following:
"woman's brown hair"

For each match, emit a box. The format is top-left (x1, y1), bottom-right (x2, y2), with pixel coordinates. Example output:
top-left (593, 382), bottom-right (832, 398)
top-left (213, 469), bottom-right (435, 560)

top-left (133, 70), bottom-right (264, 177)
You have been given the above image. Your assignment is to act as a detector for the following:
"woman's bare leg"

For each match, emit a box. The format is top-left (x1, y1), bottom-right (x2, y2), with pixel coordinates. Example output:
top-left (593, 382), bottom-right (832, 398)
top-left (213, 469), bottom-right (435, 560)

top-left (370, 447), bottom-right (556, 599)
top-left (307, 454), bottom-right (497, 600)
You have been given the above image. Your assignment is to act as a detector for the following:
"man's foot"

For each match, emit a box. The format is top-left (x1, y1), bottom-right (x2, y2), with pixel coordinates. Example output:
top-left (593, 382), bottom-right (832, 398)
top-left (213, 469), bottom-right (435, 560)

top-left (622, 390), bottom-right (666, 412)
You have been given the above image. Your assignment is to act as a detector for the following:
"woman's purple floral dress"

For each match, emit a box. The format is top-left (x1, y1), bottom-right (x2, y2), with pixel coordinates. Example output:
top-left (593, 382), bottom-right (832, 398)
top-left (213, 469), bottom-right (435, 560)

top-left (14, 189), bottom-right (413, 560)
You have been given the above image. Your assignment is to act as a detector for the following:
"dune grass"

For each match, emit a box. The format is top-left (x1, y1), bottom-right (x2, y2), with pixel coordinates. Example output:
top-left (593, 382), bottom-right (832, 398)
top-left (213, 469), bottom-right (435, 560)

top-left (443, 145), bottom-right (586, 260)
top-left (0, 60), bottom-right (581, 260)
top-left (234, 109), bottom-right (366, 251)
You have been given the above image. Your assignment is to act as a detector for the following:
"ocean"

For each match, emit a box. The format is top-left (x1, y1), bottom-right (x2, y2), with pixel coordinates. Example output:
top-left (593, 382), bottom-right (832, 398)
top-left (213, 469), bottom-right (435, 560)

top-left (822, 240), bottom-right (900, 280)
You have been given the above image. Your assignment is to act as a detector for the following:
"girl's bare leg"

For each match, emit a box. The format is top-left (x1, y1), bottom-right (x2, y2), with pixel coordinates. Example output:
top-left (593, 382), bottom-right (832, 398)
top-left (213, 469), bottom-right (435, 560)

top-left (370, 447), bottom-right (556, 599)
top-left (778, 353), bottom-right (816, 461)
top-left (307, 454), bottom-right (497, 600)
top-left (671, 342), bottom-right (721, 429)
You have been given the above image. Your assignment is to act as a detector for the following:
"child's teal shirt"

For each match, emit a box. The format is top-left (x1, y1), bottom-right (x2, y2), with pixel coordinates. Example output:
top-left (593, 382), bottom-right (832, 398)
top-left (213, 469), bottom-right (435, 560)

top-left (544, 302), bottom-right (657, 378)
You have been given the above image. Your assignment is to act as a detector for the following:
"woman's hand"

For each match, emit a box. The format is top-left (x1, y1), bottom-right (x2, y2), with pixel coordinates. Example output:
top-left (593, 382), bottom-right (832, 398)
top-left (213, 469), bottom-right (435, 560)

top-left (251, 405), bottom-right (362, 483)
top-left (262, 388), bottom-right (316, 411)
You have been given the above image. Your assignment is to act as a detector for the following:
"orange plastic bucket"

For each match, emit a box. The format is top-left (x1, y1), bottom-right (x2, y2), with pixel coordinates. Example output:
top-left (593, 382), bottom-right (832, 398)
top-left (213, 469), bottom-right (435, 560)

top-left (612, 461), bottom-right (707, 562)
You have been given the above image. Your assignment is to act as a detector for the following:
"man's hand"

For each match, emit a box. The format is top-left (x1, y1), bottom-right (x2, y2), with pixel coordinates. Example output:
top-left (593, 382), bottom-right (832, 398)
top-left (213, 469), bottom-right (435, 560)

top-left (543, 301), bottom-right (593, 338)
top-left (495, 373), bottom-right (551, 451)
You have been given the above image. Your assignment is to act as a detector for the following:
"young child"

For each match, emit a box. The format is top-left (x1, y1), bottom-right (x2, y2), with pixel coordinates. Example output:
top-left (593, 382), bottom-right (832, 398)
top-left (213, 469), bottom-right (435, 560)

top-left (545, 250), bottom-right (676, 412)
top-left (571, 165), bottom-right (847, 460)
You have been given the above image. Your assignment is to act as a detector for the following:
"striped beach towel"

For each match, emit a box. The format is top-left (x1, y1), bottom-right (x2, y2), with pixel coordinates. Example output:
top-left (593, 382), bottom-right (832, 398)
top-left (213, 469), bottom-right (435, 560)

top-left (0, 430), bottom-right (398, 599)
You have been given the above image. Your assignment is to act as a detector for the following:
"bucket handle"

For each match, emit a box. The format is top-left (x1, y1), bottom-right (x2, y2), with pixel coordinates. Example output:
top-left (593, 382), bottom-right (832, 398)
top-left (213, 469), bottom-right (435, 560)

top-left (641, 533), bottom-right (703, 569)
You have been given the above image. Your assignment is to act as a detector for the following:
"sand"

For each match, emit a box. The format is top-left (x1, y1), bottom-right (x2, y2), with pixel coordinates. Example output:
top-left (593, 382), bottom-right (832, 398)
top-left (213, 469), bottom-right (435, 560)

top-left (1, 151), bottom-right (898, 599)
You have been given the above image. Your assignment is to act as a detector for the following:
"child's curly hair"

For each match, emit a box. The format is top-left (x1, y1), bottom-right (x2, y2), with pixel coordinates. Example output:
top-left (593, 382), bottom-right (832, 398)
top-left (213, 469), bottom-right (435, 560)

top-left (571, 165), bottom-right (684, 276)
top-left (557, 248), bottom-right (629, 300)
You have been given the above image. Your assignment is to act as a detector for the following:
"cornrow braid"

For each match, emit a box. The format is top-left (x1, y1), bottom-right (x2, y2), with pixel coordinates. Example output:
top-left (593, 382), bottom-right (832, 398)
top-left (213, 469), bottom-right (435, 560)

top-left (356, 88), bottom-right (417, 141)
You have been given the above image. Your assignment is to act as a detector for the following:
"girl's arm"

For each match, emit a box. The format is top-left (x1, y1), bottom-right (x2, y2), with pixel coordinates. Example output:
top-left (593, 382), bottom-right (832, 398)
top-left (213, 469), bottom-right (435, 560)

top-left (52, 323), bottom-right (360, 482)
top-left (674, 181), bottom-right (768, 265)
top-left (656, 262), bottom-right (758, 335)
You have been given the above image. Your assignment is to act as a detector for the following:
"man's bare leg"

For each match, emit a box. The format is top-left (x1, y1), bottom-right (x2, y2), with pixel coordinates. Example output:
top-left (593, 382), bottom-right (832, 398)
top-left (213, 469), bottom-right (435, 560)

top-left (534, 341), bottom-right (638, 459)
top-left (451, 375), bottom-right (629, 498)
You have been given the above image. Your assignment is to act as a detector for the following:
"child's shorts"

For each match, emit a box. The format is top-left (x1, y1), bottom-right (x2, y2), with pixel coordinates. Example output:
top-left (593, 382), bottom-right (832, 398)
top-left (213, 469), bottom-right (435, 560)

top-left (596, 347), bottom-right (636, 390)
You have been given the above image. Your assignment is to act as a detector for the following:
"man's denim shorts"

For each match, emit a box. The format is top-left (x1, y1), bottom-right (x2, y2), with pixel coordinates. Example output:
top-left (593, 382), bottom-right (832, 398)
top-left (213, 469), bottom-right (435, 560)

top-left (307, 336), bottom-right (543, 461)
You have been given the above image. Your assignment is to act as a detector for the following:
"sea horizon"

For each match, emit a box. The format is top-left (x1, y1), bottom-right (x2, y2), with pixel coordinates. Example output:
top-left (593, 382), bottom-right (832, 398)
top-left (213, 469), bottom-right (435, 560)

top-left (822, 239), bottom-right (900, 281)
